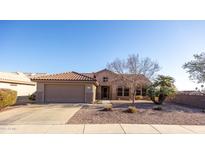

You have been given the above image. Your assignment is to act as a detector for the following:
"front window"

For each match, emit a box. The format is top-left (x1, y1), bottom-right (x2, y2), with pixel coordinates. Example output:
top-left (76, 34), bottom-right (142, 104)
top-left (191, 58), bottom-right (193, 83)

top-left (117, 87), bottom-right (123, 96)
top-left (117, 87), bottom-right (129, 97)
top-left (124, 88), bottom-right (129, 96)
top-left (136, 88), bottom-right (141, 95)
top-left (103, 77), bottom-right (108, 82)
top-left (135, 87), bottom-right (147, 96)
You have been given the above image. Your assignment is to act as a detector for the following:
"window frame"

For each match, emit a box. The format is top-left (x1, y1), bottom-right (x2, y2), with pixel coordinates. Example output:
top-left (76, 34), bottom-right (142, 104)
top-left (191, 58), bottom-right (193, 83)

top-left (136, 88), bottom-right (142, 95)
top-left (117, 87), bottom-right (130, 97)
top-left (117, 87), bottom-right (123, 96)
top-left (103, 77), bottom-right (108, 82)
top-left (124, 87), bottom-right (130, 96)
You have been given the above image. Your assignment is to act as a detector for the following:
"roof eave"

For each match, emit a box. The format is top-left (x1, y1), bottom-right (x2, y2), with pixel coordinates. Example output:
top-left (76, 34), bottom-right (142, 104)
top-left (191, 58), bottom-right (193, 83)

top-left (31, 79), bottom-right (99, 85)
top-left (0, 79), bottom-right (36, 86)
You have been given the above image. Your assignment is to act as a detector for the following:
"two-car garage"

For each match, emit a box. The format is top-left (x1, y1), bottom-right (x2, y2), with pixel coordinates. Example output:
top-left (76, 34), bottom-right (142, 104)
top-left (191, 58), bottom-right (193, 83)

top-left (31, 72), bottom-right (97, 103)
top-left (44, 84), bottom-right (85, 103)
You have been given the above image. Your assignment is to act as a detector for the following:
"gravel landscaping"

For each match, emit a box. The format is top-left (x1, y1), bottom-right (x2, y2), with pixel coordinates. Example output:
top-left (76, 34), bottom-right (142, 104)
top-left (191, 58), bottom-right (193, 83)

top-left (67, 102), bottom-right (205, 125)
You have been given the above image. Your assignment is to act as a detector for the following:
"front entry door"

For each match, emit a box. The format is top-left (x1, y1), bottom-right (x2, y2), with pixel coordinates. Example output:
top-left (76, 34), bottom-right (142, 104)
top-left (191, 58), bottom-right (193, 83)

top-left (101, 86), bottom-right (110, 100)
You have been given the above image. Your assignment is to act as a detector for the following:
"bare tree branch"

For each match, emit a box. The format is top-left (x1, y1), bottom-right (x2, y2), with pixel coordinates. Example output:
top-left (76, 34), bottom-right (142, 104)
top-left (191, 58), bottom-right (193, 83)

top-left (183, 52), bottom-right (205, 83)
top-left (107, 54), bottom-right (160, 104)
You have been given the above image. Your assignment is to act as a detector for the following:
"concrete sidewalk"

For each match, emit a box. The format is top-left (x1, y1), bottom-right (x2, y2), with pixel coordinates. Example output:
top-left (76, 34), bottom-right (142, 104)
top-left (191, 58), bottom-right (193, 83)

top-left (0, 124), bottom-right (205, 134)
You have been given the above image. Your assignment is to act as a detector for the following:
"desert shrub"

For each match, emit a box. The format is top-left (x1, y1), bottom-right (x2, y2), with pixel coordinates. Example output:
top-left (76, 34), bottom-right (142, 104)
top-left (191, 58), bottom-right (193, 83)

top-left (102, 103), bottom-right (113, 111)
top-left (135, 95), bottom-right (143, 100)
top-left (152, 105), bottom-right (162, 111)
top-left (95, 100), bottom-right (102, 104)
top-left (142, 96), bottom-right (151, 100)
top-left (126, 106), bottom-right (137, 113)
top-left (28, 94), bottom-right (36, 101)
top-left (0, 89), bottom-right (17, 109)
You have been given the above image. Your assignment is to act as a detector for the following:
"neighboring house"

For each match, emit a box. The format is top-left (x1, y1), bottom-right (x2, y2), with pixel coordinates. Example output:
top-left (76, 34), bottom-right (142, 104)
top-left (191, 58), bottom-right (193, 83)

top-left (24, 72), bottom-right (48, 78)
top-left (0, 72), bottom-right (36, 96)
top-left (32, 69), bottom-right (150, 103)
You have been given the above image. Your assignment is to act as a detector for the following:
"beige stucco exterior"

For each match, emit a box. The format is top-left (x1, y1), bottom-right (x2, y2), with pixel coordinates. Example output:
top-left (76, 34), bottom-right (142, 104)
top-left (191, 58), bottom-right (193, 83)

top-left (33, 69), bottom-right (150, 103)
top-left (35, 81), bottom-right (96, 103)
top-left (0, 81), bottom-right (36, 96)
top-left (0, 71), bottom-right (36, 97)
top-left (87, 69), bottom-right (150, 100)
top-left (94, 70), bottom-right (131, 100)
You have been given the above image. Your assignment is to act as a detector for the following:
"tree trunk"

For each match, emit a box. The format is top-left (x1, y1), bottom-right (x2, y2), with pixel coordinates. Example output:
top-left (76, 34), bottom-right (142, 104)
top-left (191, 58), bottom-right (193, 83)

top-left (132, 90), bottom-right (136, 104)
top-left (153, 94), bottom-right (166, 105)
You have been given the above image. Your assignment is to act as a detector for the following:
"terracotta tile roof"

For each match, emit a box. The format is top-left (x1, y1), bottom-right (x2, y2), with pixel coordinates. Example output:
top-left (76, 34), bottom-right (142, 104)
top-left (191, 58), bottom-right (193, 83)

top-left (83, 71), bottom-right (151, 85)
top-left (124, 74), bottom-right (151, 84)
top-left (82, 73), bottom-right (95, 78)
top-left (31, 71), bottom-right (97, 81)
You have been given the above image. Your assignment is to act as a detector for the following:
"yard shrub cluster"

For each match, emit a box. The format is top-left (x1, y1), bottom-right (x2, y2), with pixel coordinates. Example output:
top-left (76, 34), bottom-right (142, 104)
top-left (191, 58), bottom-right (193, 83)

top-left (135, 95), bottom-right (151, 101)
top-left (102, 103), bottom-right (113, 111)
top-left (135, 95), bottom-right (143, 100)
top-left (0, 89), bottom-right (17, 110)
top-left (95, 100), bottom-right (102, 104)
top-left (28, 94), bottom-right (36, 101)
top-left (126, 106), bottom-right (137, 113)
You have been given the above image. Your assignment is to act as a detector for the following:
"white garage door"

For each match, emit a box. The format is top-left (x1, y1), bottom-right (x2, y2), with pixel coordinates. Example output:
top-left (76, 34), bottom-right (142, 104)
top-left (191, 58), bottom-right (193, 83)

top-left (44, 84), bottom-right (85, 103)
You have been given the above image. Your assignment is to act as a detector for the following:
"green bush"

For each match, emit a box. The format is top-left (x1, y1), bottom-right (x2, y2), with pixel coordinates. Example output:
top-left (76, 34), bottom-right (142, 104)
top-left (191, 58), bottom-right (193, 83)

top-left (147, 75), bottom-right (176, 105)
top-left (0, 89), bottom-right (17, 109)
top-left (126, 106), bottom-right (137, 113)
top-left (28, 94), bottom-right (36, 101)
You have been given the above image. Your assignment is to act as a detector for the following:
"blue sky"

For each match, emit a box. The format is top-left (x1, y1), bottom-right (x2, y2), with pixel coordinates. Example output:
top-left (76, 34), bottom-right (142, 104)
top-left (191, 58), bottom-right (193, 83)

top-left (1, 20), bottom-right (205, 90)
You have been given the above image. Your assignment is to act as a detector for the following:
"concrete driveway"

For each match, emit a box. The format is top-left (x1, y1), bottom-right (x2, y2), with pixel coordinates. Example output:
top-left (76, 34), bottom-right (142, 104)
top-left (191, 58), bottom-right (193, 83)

top-left (0, 104), bottom-right (81, 125)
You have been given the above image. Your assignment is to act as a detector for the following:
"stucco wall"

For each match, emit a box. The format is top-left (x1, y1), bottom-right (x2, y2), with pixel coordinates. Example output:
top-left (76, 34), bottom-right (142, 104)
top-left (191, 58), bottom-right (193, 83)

top-left (95, 70), bottom-right (145, 100)
top-left (166, 94), bottom-right (205, 109)
top-left (95, 70), bottom-right (116, 86)
top-left (95, 70), bottom-right (126, 100)
top-left (85, 84), bottom-right (96, 103)
top-left (0, 82), bottom-right (36, 96)
top-left (92, 85), bottom-right (96, 103)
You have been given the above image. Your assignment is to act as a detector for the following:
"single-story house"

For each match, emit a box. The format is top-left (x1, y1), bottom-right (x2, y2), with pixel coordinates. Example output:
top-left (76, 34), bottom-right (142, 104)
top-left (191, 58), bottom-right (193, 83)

top-left (31, 69), bottom-right (150, 103)
top-left (31, 72), bottom-right (98, 103)
top-left (83, 69), bottom-right (151, 100)
top-left (0, 72), bottom-right (36, 97)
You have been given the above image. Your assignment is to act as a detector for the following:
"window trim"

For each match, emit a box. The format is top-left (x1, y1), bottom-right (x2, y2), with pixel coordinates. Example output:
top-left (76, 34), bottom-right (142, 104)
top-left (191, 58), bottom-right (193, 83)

top-left (103, 77), bottom-right (108, 82)
top-left (117, 87), bottom-right (123, 96)
top-left (117, 86), bottom-right (130, 97)
top-left (135, 87), bottom-right (147, 96)
top-left (124, 88), bottom-right (130, 96)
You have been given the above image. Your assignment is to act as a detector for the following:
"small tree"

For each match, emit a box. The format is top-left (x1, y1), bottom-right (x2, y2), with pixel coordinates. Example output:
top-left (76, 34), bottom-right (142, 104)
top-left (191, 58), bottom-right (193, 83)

top-left (183, 52), bottom-right (205, 95)
top-left (147, 75), bottom-right (176, 105)
top-left (183, 52), bottom-right (205, 83)
top-left (107, 54), bottom-right (160, 104)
